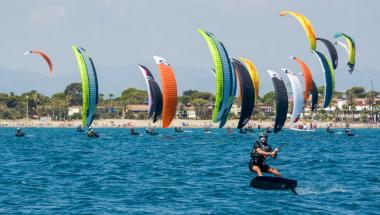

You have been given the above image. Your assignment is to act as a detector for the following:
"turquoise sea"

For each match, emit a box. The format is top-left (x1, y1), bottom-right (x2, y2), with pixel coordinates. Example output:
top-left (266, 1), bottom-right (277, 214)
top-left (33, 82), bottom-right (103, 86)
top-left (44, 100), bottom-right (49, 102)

top-left (0, 127), bottom-right (379, 214)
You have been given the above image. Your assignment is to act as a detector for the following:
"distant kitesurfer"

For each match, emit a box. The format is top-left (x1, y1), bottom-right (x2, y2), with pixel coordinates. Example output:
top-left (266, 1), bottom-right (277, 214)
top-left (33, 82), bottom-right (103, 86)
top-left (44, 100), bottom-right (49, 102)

top-left (326, 125), bottom-right (334, 133)
top-left (76, 125), bottom-right (84, 132)
top-left (146, 126), bottom-right (157, 135)
top-left (204, 125), bottom-right (210, 133)
top-left (130, 126), bottom-right (140, 135)
top-left (174, 127), bottom-right (184, 132)
top-left (344, 124), bottom-right (354, 136)
top-left (265, 127), bottom-right (272, 133)
top-left (249, 132), bottom-right (281, 177)
top-left (87, 128), bottom-right (99, 138)
top-left (227, 126), bottom-right (233, 134)
top-left (15, 128), bottom-right (25, 137)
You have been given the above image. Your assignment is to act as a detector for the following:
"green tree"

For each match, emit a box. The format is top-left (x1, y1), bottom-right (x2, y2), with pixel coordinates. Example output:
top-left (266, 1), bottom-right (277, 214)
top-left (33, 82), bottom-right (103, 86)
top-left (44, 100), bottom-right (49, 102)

top-left (121, 88), bottom-right (148, 104)
top-left (51, 92), bottom-right (67, 120)
top-left (64, 83), bottom-right (82, 106)
top-left (346, 89), bottom-right (357, 121)
top-left (191, 98), bottom-right (208, 119)
top-left (190, 92), bottom-right (213, 101)
top-left (346, 86), bottom-right (366, 98)
top-left (179, 95), bottom-right (190, 105)
top-left (183, 90), bottom-right (199, 97)
top-left (263, 91), bottom-right (276, 106)
top-left (20, 90), bottom-right (49, 117)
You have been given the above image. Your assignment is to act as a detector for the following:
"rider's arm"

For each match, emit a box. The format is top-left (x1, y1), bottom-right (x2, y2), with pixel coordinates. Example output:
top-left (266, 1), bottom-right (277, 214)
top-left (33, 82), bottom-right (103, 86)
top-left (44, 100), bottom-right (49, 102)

top-left (270, 147), bottom-right (280, 158)
top-left (256, 148), bottom-right (271, 157)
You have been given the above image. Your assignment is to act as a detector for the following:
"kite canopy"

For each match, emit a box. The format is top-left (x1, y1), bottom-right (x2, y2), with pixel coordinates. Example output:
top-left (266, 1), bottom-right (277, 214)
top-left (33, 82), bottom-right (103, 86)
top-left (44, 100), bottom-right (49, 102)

top-left (280, 10), bottom-right (317, 50)
top-left (312, 50), bottom-right (335, 108)
top-left (138, 65), bottom-right (163, 122)
top-left (311, 81), bottom-right (319, 111)
top-left (290, 56), bottom-right (313, 101)
top-left (316, 38), bottom-right (339, 69)
top-left (240, 57), bottom-right (260, 101)
top-left (72, 45), bottom-right (99, 129)
top-left (197, 29), bottom-right (236, 127)
top-left (154, 56), bottom-right (177, 128)
top-left (197, 29), bottom-right (224, 122)
top-left (267, 70), bottom-right (288, 133)
top-left (232, 59), bottom-right (255, 129)
top-left (206, 32), bottom-right (236, 126)
top-left (24, 50), bottom-right (53, 76)
top-left (334, 32), bottom-right (356, 73)
top-left (284, 69), bottom-right (304, 123)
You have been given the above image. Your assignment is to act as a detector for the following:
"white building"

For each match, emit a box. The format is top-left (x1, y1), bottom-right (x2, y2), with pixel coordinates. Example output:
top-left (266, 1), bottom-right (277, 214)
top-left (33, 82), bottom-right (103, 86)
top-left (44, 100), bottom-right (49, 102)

top-left (68, 106), bottom-right (81, 116)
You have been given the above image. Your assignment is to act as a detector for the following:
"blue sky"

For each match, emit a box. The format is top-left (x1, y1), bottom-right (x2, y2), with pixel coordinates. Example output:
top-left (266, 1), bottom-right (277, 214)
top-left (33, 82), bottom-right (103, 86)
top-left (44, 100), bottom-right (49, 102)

top-left (0, 0), bottom-right (377, 96)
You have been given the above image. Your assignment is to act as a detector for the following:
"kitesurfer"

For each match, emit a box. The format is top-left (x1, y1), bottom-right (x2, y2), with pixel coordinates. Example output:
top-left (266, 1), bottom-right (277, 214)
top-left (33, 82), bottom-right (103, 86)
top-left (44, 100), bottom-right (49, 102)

top-left (130, 126), bottom-right (139, 135)
top-left (15, 128), bottom-right (25, 137)
top-left (249, 132), bottom-right (281, 177)
top-left (344, 124), bottom-right (354, 136)
top-left (226, 126), bottom-right (233, 134)
top-left (146, 126), bottom-right (152, 134)
top-left (204, 125), bottom-right (210, 133)
top-left (326, 124), bottom-right (334, 133)
top-left (87, 128), bottom-right (99, 138)
top-left (146, 126), bottom-right (157, 135)
top-left (174, 127), bottom-right (184, 132)
top-left (265, 127), bottom-right (272, 133)
top-left (76, 125), bottom-right (84, 132)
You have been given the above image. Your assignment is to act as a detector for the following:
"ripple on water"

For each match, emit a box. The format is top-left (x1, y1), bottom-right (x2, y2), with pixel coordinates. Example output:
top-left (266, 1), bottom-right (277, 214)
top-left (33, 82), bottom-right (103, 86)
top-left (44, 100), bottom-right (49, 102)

top-left (0, 127), bottom-right (379, 214)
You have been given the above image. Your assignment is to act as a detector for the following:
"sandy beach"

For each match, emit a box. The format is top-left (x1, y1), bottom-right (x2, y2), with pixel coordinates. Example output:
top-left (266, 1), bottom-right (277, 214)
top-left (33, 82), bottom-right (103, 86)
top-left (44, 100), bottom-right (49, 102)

top-left (1, 119), bottom-right (378, 129)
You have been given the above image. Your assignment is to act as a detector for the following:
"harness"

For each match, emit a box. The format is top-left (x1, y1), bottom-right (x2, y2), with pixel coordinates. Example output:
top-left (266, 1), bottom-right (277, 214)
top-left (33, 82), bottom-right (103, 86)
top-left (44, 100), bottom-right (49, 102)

top-left (250, 141), bottom-right (271, 163)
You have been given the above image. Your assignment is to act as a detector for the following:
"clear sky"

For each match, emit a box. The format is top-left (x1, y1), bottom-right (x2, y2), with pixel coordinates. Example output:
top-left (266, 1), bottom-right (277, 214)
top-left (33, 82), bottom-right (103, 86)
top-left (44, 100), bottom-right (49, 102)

top-left (0, 0), bottom-right (377, 97)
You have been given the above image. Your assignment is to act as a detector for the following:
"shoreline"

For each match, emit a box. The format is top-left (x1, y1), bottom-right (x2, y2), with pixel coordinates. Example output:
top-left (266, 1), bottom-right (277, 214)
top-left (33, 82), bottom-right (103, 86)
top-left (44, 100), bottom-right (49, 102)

top-left (1, 119), bottom-right (379, 129)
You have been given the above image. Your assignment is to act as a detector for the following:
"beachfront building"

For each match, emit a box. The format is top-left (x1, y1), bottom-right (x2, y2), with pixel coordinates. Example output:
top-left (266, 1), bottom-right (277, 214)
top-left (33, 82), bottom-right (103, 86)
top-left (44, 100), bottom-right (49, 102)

top-left (299, 97), bottom-right (380, 123)
top-left (125, 104), bottom-right (148, 119)
top-left (186, 110), bottom-right (197, 120)
top-left (333, 97), bottom-right (379, 122)
top-left (126, 104), bottom-right (148, 113)
top-left (68, 106), bottom-right (81, 116)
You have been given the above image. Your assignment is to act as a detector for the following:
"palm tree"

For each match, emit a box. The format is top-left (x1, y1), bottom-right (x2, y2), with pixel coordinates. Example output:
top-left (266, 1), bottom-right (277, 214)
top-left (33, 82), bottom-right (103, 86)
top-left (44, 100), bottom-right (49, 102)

top-left (109, 93), bottom-right (114, 113)
top-left (342, 104), bottom-right (349, 122)
top-left (333, 107), bottom-right (341, 122)
top-left (119, 99), bottom-right (128, 119)
top-left (191, 98), bottom-right (208, 119)
top-left (360, 108), bottom-right (369, 123)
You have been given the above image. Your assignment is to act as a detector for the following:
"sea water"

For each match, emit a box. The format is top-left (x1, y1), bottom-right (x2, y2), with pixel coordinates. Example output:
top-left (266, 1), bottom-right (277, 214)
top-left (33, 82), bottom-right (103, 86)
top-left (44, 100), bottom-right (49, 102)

top-left (0, 127), bottom-right (379, 214)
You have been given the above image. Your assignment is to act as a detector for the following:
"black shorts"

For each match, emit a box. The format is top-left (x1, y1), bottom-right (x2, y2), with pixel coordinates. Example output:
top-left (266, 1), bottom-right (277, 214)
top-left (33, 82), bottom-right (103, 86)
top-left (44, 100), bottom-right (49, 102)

top-left (249, 159), bottom-right (270, 173)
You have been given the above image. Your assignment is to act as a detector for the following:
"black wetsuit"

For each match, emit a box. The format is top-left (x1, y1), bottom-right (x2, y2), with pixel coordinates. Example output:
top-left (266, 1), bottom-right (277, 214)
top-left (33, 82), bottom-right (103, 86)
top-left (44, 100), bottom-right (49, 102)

top-left (326, 127), bottom-right (333, 133)
top-left (249, 140), bottom-right (272, 172)
top-left (87, 130), bottom-right (99, 137)
top-left (16, 130), bottom-right (25, 137)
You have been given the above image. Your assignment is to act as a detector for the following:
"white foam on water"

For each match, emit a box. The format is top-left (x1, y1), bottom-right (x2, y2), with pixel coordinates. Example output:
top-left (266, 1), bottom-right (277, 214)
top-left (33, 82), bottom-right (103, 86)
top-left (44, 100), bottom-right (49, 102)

top-left (297, 186), bottom-right (348, 195)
